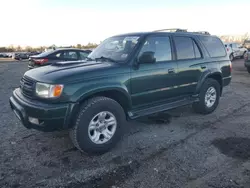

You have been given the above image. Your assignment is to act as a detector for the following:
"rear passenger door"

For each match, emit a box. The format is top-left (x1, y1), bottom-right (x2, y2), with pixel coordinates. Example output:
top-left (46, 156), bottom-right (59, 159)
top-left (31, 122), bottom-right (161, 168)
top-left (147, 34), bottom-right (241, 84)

top-left (173, 36), bottom-right (204, 96)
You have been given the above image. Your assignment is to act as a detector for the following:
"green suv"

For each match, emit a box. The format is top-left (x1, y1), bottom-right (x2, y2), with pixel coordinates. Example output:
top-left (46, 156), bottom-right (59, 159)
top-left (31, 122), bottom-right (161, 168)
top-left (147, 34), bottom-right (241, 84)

top-left (9, 29), bottom-right (232, 154)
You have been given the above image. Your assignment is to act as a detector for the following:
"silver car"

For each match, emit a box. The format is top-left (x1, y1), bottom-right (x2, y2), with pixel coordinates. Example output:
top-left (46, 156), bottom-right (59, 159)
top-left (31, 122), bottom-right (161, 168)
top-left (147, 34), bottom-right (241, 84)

top-left (224, 42), bottom-right (248, 61)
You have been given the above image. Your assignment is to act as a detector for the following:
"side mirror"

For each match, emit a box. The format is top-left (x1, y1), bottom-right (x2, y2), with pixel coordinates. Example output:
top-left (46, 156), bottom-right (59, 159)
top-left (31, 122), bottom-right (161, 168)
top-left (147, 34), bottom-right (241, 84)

top-left (138, 51), bottom-right (156, 64)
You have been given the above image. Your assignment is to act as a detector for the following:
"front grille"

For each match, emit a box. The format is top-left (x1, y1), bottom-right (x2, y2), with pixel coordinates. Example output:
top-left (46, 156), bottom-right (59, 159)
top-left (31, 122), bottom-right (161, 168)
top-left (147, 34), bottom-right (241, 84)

top-left (20, 76), bottom-right (35, 98)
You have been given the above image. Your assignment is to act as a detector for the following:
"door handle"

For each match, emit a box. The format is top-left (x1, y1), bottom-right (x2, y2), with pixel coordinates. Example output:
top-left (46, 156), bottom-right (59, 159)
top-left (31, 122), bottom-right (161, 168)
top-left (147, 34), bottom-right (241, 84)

top-left (168, 68), bottom-right (175, 73)
top-left (201, 65), bottom-right (206, 69)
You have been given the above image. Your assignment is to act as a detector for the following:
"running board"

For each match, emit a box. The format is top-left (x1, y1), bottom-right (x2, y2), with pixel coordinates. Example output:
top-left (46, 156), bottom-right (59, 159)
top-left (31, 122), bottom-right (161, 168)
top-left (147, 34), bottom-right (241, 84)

top-left (128, 97), bottom-right (198, 119)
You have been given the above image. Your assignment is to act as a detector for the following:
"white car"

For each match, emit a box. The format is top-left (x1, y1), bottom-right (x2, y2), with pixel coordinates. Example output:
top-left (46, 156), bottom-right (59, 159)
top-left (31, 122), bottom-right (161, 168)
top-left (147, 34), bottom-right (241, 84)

top-left (224, 42), bottom-right (248, 61)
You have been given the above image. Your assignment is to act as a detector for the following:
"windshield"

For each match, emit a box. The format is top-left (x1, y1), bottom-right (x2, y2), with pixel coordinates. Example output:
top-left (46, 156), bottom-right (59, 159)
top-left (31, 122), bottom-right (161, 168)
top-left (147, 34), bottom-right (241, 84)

top-left (88, 35), bottom-right (140, 62)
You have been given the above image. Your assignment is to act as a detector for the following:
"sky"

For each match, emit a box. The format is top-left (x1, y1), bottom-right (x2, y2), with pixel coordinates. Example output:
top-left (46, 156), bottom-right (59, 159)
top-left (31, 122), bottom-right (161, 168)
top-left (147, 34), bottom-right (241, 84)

top-left (0, 0), bottom-right (250, 47)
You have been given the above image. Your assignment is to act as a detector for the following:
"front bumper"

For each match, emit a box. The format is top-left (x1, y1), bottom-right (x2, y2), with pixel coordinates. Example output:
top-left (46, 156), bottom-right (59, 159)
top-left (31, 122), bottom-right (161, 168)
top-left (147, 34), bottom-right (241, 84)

top-left (9, 88), bottom-right (78, 132)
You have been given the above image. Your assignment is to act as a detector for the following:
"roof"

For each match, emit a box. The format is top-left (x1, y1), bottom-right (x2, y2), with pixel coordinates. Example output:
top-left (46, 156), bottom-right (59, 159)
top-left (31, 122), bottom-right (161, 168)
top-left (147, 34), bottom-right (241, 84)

top-left (53, 48), bottom-right (91, 52)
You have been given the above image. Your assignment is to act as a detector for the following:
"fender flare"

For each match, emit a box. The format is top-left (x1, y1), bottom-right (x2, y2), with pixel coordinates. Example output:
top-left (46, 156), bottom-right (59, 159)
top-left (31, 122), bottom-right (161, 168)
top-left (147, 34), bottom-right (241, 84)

top-left (76, 85), bottom-right (132, 109)
top-left (195, 70), bottom-right (223, 95)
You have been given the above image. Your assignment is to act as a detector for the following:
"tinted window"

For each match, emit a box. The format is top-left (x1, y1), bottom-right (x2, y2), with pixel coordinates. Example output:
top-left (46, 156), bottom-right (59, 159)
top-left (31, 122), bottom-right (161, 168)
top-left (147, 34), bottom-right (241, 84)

top-left (139, 36), bottom-right (172, 62)
top-left (50, 51), bottom-right (63, 58)
top-left (63, 51), bottom-right (78, 60)
top-left (79, 51), bottom-right (88, 59)
top-left (199, 36), bottom-right (226, 57)
top-left (55, 52), bottom-right (62, 58)
top-left (36, 50), bottom-right (55, 57)
top-left (174, 37), bottom-right (197, 60)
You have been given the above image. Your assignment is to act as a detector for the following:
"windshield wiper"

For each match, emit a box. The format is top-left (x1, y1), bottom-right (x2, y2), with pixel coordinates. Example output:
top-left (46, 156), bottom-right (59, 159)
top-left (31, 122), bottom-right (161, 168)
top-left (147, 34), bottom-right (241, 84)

top-left (95, 56), bottom-right (116, 63)
top-left (85, 57), bottom-right (95, 61)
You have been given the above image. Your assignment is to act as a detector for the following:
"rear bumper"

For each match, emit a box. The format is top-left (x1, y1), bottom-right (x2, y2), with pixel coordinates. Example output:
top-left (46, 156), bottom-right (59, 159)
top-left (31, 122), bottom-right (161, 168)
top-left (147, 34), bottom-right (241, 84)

top-left (9, 88), bottom-right (78, 132)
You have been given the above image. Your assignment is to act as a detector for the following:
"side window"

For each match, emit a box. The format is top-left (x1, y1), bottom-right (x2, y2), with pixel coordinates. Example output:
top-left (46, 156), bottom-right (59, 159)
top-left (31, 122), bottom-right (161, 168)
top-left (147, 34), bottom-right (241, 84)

top-left (139, 36), bottom-right (172, 62)
top-left (50, 51), bottom-right (63, 59)
top-left (79, 51), bottom-right (88, 59)
top-left (173, 36), bottom-right (198, 60)
top-left (199, 36), bottom-right (226, 57)
top-left (236, 44), bottom-right (242, 48)
top-left (63, 51), bottom-right (78, 60)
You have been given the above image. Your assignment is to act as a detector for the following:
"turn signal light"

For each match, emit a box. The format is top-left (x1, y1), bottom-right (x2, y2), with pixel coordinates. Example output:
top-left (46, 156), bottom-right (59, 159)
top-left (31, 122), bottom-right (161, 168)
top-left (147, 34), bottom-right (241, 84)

top-left (53, 85), bottom-right (63, 97)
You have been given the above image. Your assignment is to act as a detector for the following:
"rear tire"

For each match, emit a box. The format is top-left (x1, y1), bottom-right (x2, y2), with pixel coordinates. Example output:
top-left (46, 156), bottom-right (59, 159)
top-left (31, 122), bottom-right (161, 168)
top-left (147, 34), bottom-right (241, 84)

top-left (192, 78), bottom-right (220, 114)
top-left (69, 96), bottom-right (125, 155)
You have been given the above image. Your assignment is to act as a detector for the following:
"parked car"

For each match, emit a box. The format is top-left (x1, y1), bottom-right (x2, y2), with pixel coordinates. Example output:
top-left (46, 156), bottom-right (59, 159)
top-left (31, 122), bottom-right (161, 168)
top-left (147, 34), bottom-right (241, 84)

top-left (12, 52), bottom-right (29, 60)
top-left (224, 42), bottom-right (248, 61)
top-left (28, 48), bottom-right (91, 69)
top-left (6, 53), bottom-right (13, 58)
top-left (0, 53), bottom-right (9, 58)
top-left (244, 52), bottom-right (250, 73)
top-left (10, 29), bottom-right (231, 154)
top-left (243, 40), bottom-right (250, 51)
top-left (27, 51), bottom-right (41, 57)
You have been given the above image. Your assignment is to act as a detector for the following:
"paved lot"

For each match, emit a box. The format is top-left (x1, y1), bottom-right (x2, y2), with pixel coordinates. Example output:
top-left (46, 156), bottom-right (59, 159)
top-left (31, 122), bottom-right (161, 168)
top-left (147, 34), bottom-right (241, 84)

top-left (1, 59), bottom-right (250, 188)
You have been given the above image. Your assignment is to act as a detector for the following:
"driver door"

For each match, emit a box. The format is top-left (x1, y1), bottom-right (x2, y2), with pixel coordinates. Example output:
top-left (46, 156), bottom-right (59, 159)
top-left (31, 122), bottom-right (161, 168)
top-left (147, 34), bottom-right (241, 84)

top-left (130, 35), bottom-right (178, 107)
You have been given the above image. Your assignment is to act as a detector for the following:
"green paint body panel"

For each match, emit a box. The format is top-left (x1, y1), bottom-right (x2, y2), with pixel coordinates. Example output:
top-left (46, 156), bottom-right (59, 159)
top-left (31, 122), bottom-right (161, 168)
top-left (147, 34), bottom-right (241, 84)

top-left (9, 31), bottom-right (232, 131)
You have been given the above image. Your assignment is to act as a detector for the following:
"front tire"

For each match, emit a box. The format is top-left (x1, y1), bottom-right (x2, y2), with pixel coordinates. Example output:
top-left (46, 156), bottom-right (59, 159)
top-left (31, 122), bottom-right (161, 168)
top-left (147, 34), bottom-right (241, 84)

top-left (229, 54), bottom-right (234, 61)
top-left (192, 78), bottom-right (220, 114)
top-left (69, 96), bottom-right (125, 155)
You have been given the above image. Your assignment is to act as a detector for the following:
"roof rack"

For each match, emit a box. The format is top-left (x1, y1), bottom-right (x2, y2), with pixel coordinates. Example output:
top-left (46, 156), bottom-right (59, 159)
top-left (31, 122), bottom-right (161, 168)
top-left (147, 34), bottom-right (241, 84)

top-left (153, 28), bottom-right (187, 32)
top-left (153, 28), bottom-right (210, 35)
top-left (192, 31), bottom-right (210, 35)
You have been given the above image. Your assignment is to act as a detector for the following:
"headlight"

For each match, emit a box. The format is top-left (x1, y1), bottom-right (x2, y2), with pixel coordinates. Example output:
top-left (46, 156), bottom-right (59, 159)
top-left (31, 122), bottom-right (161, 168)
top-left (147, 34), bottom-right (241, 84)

top-left (35, 82), bottom-right (64, 98)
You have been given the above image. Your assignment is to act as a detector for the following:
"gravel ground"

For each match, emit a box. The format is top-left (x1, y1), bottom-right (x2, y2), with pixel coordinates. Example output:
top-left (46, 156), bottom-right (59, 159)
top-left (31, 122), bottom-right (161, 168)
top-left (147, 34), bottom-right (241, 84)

top-left (1, 59), bottom-right (250, 188)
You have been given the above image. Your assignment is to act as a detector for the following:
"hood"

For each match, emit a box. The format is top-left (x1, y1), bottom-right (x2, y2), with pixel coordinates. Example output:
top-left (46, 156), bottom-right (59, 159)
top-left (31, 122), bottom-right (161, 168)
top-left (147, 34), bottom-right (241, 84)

top-left (25, 60), bottom-right (122, 83)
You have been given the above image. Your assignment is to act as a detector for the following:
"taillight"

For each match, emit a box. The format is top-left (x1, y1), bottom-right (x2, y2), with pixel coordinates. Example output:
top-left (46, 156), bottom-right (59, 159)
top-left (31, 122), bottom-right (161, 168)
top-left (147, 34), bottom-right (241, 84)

top-left (34, 58), bottom-right (48, 64)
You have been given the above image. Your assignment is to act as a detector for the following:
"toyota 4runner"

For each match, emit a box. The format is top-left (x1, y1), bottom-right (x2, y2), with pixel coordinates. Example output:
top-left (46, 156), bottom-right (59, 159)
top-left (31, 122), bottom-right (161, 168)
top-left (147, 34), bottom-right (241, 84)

top-left (9, 29), bottom-right (232, 154)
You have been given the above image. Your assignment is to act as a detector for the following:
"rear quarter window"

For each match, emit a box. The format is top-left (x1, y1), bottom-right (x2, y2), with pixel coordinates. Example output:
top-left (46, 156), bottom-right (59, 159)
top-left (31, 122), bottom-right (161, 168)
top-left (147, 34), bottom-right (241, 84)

top-left (198, 36), bottom-right (226, 57)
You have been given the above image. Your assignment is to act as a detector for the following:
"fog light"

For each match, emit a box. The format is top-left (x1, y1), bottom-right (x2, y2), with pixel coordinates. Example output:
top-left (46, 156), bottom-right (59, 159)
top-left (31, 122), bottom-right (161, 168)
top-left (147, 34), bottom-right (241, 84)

top-left (28, 117), bottom-right (39, 125)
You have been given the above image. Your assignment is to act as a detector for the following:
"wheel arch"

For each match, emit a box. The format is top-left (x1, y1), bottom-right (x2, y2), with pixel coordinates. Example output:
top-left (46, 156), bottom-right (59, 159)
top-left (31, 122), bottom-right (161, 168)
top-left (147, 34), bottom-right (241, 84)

top-left (66, 88), bottom-right (131, 129)
top-left (196, 71), bottom-right (223, 96)
top-left (79, 88), bottom-right (132, 112)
